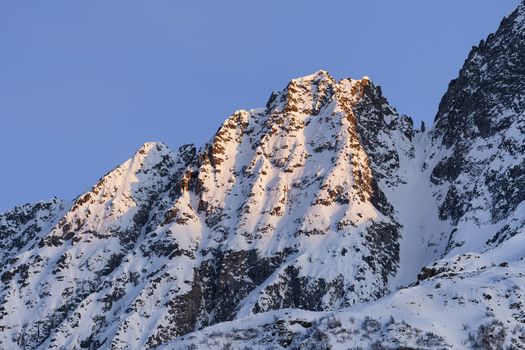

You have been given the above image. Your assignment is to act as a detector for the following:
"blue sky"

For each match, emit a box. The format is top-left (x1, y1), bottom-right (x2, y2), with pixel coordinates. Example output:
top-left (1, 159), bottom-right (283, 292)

top-left (0, 0), bottom-right (520, 210)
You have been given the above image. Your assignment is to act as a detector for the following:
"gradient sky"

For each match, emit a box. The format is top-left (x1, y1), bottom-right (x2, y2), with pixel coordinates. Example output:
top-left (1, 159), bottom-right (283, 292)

top-left (0, 0), bottom-right (520, 211)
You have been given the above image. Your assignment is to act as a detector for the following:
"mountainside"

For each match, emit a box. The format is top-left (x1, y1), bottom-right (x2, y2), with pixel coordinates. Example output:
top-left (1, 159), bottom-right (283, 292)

top-left (429, 1), bottom-right (525, 256)
top-left (1, 2), bottom-right (525, 349)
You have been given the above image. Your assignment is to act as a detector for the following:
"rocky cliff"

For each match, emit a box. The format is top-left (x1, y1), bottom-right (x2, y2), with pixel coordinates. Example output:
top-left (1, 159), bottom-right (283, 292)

top-left (1, 2), bottom-right (525, 349)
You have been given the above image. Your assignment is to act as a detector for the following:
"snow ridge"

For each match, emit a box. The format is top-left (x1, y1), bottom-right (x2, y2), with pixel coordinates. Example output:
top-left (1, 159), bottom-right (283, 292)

top-left (1, 2), bottom-right (525, 349)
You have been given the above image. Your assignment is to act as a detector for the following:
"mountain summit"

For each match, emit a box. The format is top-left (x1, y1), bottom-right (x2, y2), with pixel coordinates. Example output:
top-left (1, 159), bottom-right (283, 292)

top-left (2, 2), bottom-right (525, 349)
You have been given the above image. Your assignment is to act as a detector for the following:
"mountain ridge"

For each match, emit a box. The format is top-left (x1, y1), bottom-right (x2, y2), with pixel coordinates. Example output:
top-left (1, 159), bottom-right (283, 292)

top-left (1, 2), bottom-right (525, 349)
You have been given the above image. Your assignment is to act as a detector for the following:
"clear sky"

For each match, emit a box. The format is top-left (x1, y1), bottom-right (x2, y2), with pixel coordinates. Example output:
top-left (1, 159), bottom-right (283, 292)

top-left (0, 0), bottom-right (520, 211)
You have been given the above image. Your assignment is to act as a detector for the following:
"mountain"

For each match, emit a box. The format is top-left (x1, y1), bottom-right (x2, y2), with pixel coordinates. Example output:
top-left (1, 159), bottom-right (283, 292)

top-left (1, 2), bottom-right (525, 349)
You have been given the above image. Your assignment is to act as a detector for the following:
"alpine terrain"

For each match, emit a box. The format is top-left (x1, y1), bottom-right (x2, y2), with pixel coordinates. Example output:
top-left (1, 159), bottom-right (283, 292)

top-left (1, 2), bottom-right (525, 349)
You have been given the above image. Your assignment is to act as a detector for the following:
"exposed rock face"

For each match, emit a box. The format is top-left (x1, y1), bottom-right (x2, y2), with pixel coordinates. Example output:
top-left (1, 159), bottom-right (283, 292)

top-left (162, 248), bottom-right (525, 349)
top-left (0, 71), bottom-right (414, 350)
top-left (429, 0), bottom-right (525, 256)
top-left (1, 2), bottom-right (525, 349)
top-left (0, 198), bottom-right (69, 266)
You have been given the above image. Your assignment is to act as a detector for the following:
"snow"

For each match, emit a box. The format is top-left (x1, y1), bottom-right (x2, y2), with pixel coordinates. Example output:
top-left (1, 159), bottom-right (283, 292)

top-left (1, 3), bottom-right (525, 343)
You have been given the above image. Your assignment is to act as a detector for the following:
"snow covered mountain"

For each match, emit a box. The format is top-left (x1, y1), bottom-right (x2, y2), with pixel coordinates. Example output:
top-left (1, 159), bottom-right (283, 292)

top-left (1, 2), bottom-right (525, 349)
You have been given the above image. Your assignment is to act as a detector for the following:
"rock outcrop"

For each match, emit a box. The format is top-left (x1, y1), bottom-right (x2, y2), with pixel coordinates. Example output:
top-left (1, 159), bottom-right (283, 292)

top-left (1, 2), bottom-right (525, 349)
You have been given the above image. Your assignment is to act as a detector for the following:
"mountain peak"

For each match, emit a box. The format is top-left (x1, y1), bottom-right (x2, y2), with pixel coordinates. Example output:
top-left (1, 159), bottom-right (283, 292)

top-left (3, 3), bottom-right (525, 347)
top-left (290, 69), bottom-right (334, 84)
top-left (264, 71), bottom-right (378, 116)
top-left (433, 0), bottom-right (525, 144)
top-left (289, 70), bottom-right (373, 88)
top-left (290, 70), bottom-right (372, 84)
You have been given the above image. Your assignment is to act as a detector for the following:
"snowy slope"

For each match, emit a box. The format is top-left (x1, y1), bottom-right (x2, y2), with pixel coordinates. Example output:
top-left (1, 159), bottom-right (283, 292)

top-left (164, 236), bottom-right (525, 349)
top-left (161, 2), bottom-right (525, 349)
top-left (0, 71), bottom-right (417, 350)
top-left (0, 198), bottom-right (70, 265)
top-left (1, 1), bottom-right (525, 349)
